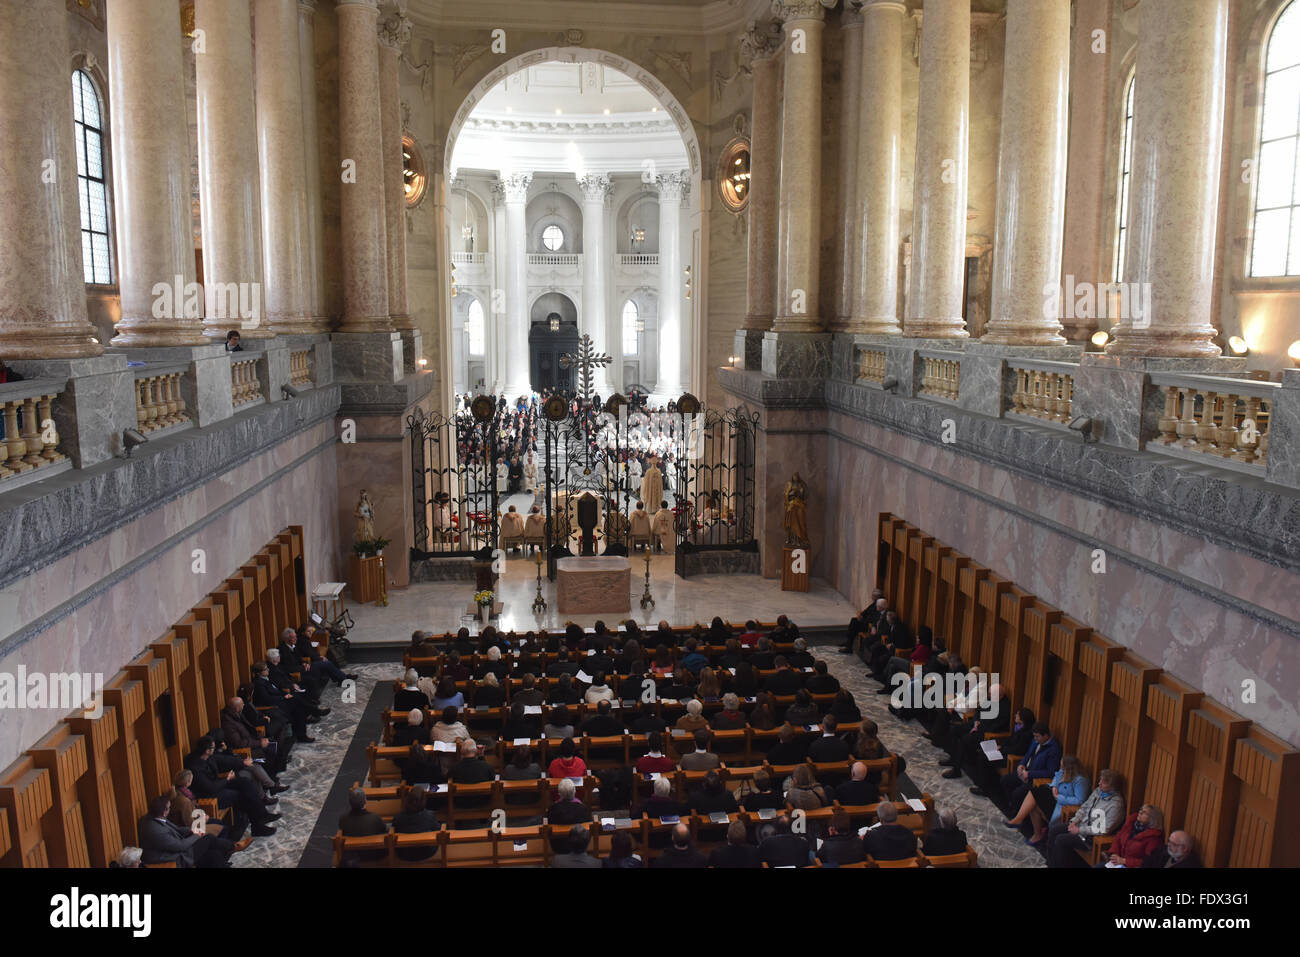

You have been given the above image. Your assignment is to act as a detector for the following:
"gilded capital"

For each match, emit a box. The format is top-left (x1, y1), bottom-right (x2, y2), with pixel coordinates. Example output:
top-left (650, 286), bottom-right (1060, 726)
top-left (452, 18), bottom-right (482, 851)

top-left (771, 0), bottom-right (836, 24)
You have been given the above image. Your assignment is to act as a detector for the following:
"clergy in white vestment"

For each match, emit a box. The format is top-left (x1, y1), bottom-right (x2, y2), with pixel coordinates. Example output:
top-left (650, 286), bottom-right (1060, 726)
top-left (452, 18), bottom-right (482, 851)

top-left (651, 501), bottom-right (675, 553)
top-left (500, 505), bottom-right (525, 549)
top-left (641, 459), bottom-right (664, 514)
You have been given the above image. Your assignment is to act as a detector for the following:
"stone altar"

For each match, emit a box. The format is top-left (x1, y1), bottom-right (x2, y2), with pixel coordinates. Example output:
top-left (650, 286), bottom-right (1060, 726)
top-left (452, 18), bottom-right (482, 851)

top-left (556, 556), bottom-right (631, 615)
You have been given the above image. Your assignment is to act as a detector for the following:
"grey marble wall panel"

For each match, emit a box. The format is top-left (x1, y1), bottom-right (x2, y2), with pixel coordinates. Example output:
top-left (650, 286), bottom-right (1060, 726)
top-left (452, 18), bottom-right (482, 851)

top-left (399, 329), bottom-right (422, 375)
top-left (411, 557), bottom-right (477, 582)
top-left (760, 332), bottom-right (832, 379)
top-left (679, 548), bottom-right (761, 577)
top-left (734, 330), bottom-right (765, 372)
top-left (190, 351), bottom-right (236, 426)
top-left (263, 344), bottom-right (291, 403)
top-left (1267, 370), bottom-right (1300, 491)
top-left (332, 331), bottom-right (403, 383)
top-left (955, 353), bottom-right (1003, 417)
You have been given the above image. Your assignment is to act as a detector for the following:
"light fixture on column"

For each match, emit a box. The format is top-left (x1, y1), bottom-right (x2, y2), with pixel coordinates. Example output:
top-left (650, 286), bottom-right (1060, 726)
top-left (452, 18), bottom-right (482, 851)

top-left (631, 226), bottom-right (645, 247)
top-left (1090, 330), bottom-right (1109, 349)
top-left (1228, 336), bottom-right (1249, 356)
top-left (1288, 340), bottom-right (1300, 365)
top-left (684, 265), bottom-right (692, 301)
top-left (549, 312), bottom-right (561, 333)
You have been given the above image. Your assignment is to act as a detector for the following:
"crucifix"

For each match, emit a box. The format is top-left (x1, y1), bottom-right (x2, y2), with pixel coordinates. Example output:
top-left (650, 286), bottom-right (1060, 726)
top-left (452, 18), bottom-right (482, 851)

top-left (559, 333), bottom-right (613, 406)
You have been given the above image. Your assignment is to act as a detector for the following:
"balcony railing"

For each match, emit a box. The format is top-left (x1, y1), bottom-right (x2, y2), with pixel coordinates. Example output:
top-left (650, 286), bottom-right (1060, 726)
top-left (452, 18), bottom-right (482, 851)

top-left (918, 353), bottom-right (961, 402)
top-left (1007, 360), bottom-right (1076, 427)
top-left (231, 356), bottom-right (263, 408)
top-left (133, 366), bottom-right (191, 434)
top-left (527, 253), bottom-right (581, 267)
top-left (618, 253), bottom-right (659, 267)
top-left (1148, 373), bottom-right (1277, 472)
top-left (289, 350), bottom-right (313, 388)
top-left (0, 379), bottom-right (68, 484)
top-left (451, 252), bottom-right (485, 265)
top-left (857, 349), bottom-right (887, 384)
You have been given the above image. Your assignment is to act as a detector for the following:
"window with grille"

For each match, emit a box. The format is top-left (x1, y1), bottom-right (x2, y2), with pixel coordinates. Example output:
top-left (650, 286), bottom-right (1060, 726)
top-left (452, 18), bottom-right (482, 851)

top-left (73, 69), bottom-right (113, 285)
top-left (1250, 1), bottom-right (1300, 277)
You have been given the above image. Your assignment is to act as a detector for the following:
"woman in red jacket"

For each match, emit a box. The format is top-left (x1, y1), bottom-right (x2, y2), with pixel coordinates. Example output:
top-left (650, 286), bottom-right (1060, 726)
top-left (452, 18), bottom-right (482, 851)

top-left (1103, 804), bottom-right (1164, 868)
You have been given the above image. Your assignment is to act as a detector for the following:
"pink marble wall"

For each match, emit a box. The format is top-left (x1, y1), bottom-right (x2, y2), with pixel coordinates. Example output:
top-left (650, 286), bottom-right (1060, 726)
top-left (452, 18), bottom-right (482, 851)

top-left (0, 427), bottom-right (340, 770)
top-left (821, 408), bottom-right (1300, 748)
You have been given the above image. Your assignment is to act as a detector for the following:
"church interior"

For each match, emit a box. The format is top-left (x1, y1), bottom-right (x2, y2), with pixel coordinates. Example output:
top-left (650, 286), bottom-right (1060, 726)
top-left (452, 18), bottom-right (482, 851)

top-left (0, 0), bottom-right (1298, 884)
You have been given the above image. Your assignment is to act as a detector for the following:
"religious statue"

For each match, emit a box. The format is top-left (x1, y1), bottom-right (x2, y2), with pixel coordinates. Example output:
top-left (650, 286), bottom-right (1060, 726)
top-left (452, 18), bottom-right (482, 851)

top-left (354, 489), bottom-right (377, 542)
top-left (783, 472), bottom-right (809, 548)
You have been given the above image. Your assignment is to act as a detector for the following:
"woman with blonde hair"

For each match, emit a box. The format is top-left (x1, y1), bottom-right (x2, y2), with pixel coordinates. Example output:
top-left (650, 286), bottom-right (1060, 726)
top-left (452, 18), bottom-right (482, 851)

top-left (696, 667), bottom-right (721, 700)
top-left (785, 763), bottom-right (830, 810)
top-left (1008, 753), bottom-right (1089, 846)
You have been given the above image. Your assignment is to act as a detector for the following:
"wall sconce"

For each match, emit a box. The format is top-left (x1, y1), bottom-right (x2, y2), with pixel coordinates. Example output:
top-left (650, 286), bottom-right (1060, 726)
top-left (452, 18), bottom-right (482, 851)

top-left (1228, 336), bottom-right (1249, 356)
top-left (727, 355), bottom-right (737, 367)
top-left (631, 226), bottom-right (645, 247)
top-left (1090, 330), bottom-right (1109, 349)
top-left (417, 357), bottom-right (428, 369)
top-left (684, 265), bottom-right (692, 302)
top-left (549, 314), bottom-right (561, 332)
top-left (1288, 340), bottom-right (1300, 364)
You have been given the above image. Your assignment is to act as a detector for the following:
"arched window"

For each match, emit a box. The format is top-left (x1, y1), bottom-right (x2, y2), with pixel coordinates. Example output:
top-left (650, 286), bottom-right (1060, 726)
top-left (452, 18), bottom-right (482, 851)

top-left (1114, 74), bottom-right (1136, 283)
top-left (73, 69), bottom-right (112, 285)
top-left (1250, 1), bottom-right (1300, 277)
top-left (467, 299), bottom-right (485, 355)
top-left (622, 300), bottom-right (639, 355)
top-left (542, 224), bottom-right (564, 252)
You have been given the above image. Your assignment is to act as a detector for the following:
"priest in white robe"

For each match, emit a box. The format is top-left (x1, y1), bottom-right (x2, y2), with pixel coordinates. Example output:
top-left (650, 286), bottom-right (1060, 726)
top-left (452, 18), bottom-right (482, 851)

top-left (640, 458), bottom-right (664, 515)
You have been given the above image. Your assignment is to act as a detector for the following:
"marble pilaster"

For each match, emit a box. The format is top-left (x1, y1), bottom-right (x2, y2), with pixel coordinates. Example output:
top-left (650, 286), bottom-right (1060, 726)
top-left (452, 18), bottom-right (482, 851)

top-left (578, 173), bottom-right (614, 397)
top-left (848, 0), bottom-right (906, 336)
top-left (656, 170), bottom-right (689, 397)
top-left (772, 1), bottom-right (828, 333)
top-left (982, 0), bottom-right (1070, 346)
top-left (832, 6), bottom-right (864, 332)
top-left (194, 0), bottom-right (267, 341)
top-left (378, 9), bottom-right (412, 336)
top-left (336, 0), bottom-right (391, 333)
top-left (105, 0), bottom-right (207, 347)
top-left (904, 0), bottom-right (970, 340)
top-left (740, 23), bottom-right (783, 347)
top-left (1266, 370), bottom-right (1300, 491)
top-left (1106, 0), bottom-right (1229, 358)
top-left (297, 0), bottom-right (330, 331)
top-left (502, 173), bottom-right (533, 400)
top-left (0, 0), bottom-right (104, 359)
top-left (1059, 0), bottom-right (1113, 342)
top-left (254, 0), bottom-right (315, 336)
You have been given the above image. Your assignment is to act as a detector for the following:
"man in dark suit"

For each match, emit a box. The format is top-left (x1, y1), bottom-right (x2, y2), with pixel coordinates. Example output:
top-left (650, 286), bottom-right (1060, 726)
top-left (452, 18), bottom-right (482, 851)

top-left (579, 700), bottom-right (624, 738)
top-left (765, 723), bottom-right (809, 765)
top-left (686, 771), bottom-right (738, 815)
top-left (707, 820), bottom-right (761, 868)
top-left (500, 701), bottom-right (542, 741)
top-left (338, 789), bottom-right (388, 863)
top-left (750, 638), bottom-right (776, 671)
top-left (763, 656), bottom-right (805, 695)
top-left (650, 823), bottom-right (706, 868)
top-left (251, 661), bottom-right (314, 743)
top-left (807, 714), bottom-right (852, 763)
top-left (938, 684), bottom-right (1010, 776)
top-left (863, 802), bottom-right (917, 862)
top-left (139, 795), bottom-right (237, 867)
top-left (1142, 832), bottom-right (1202, 869)
top-left (835, 762), bottom-right (881, 806)
top-left (804, 660), bottom-right (840, 695)
top-left (841, 592), bottom-right (885, 654)
top-left (512, 673), bottom-right (546, 706)
top-left (449, 738), bottom-right (495, 784)
top-left (547, 779), bottom-right (594, 828)
top-left (185, 737), bottom-right (278, 836)
top-left (786, 639), bottom-right (815, 670)
top-left (551, 824), bottom-right (602, 868)
top-left (818, 810), bottom-right (867, 865)
top-left (222, 695), bottom-right (288, 778)
top-left (758, 815), bottom-right (814, 868)
top-left (628, 702), bottom-right (667, 735)
top-left (274, 632), bottom-right (326, 700)
top-left (392, 709), bottom-right (430, 748)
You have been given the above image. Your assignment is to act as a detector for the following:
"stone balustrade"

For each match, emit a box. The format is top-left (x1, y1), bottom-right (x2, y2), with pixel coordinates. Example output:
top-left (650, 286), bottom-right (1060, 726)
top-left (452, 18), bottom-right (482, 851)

top-left (1148, 373), bottom-right (1278, 471)
top-left (527, 253), bottom-right (581, 267)
top-left (290, 350), bottom-right (313, 387)
top-left (918, 353), bottom-right (961, 402)
top-left (450, 252), bottom-right (485, 265)
top-left (857, 348), bottom-right (887, 384)
top-left (230, 355), bottom-right (263, 407)
top-left (618, 253), bottom-right (659, 267)
top-left (1008, 360), bottom-right (1076, 426)
top-left (0, 378), bottom-right (69, 484)
top-left (133, 367), bottom-right (190, 433)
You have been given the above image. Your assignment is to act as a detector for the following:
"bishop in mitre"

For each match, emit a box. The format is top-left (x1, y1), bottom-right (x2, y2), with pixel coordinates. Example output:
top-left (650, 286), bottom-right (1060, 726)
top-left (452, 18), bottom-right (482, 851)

top-left (641, 457), bottom-right (664, 515)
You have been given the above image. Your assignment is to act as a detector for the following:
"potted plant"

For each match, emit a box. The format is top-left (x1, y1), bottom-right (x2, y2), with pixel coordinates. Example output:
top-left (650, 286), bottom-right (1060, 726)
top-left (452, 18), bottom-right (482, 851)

top-left (352, 536), bottom-right (391, 559)
top-left (474, 589), bottom-right (494, 625)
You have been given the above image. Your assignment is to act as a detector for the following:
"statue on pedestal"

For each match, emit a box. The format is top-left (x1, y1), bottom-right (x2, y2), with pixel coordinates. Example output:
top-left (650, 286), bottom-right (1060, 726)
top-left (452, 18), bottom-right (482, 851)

top-left (783, 472), bottom-right (809, 549)
top-left (354, 489), bottom-right (377, 542)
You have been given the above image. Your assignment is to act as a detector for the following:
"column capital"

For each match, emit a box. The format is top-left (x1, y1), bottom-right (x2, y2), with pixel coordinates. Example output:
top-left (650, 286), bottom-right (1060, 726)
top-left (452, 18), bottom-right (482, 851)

top-left (842, 2), bottom-right (865, 28)
top-left (488, 180), bottom-right (507, 204)
top-left (740, 18), bottom-right (784, 62)
top-left (335, 0), bottom-right (380, 13)
top-left (772, 0), bottom-right (836, 25)
top-left (859, 0), bottom-right (906, 11)
top-left (577, 173), bottom-right (613, 204)
top-left (297, 0), bottom-right (318, 15)
top-left (377, 8), bottom-right (411, 51)
top-left (501, 172), bottom-right (532, 203)
top-left (654, 170), bottom-right (691, 203)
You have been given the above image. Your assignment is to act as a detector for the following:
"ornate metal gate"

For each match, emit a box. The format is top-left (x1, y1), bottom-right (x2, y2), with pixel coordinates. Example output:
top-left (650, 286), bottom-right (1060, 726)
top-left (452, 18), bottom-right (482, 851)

top-left (406, 396), bottom-right (501, 558)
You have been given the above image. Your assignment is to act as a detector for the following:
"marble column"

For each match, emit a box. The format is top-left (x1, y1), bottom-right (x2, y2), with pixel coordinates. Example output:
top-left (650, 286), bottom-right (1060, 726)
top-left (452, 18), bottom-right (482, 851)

top-left (982, 0), bottom-right (1070, 346)
top-left (490, 180), bottom-right (507, 393)
top-left (378, 8), bottom-right (412, 332)
top-left (336, 0), bottom-right (391, 333)
top-left (194, 0), bottom-right (266, 340)
top-left (655, 171), bottom-right (688, 398)
top-left (832, 5), bottom-right (864, 331)
top-left (105, 0), bottom-right (207, 347)
top-left (1059, 0), bottom-right (1112, 341)
top-left (252, 0), bottom-right (313, 335)
top-left (501, 173), bottom-right (532, 400)
top-left (578, 173), bottom-right (613, 397)
top-left (772, 0), bottom-right (828, 333)
top-left (737, 22), bottom-right (783, 368)
top-left (0, 0), bottom-right (103, 357)
top-left (1106, 0), bottom-right (1228, 357)
top-left (904, 0), bottom-right (970, 340)
top-left (848, 0), bottom-right (906, 335)
top-left (298, 0), bottom-right (329, 330)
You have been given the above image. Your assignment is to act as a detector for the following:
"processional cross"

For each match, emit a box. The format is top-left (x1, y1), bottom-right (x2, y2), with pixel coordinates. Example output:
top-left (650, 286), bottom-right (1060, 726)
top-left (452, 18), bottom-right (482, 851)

top-left (559, 333), bottom-right (613, 406)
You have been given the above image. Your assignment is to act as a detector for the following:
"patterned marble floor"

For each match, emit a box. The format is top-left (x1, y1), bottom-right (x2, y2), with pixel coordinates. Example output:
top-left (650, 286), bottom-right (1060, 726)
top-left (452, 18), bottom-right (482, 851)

top-left (345, 554), bottom-right (858, 643)
top-left (821, 649), bottom-right (1045, 868)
